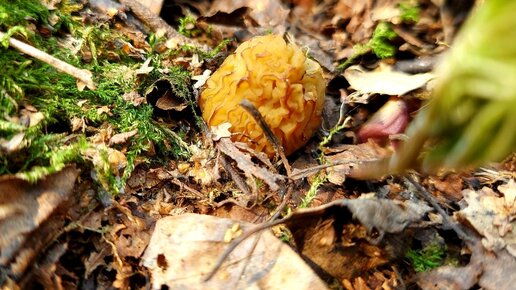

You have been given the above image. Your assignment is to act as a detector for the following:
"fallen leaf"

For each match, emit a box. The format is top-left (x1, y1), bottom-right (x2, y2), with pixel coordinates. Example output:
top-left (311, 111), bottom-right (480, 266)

top-left (0, 132), bottom-right (25, 153)
top-left (324, 142), bottom-right (390, 185)
top-left (208, 0), bottom-right (289, 30)
top-left (344, 65), bottom-right (435, 98)
top-left (210, 123), bottom-right (232, 141)
top-left (142, 214), bottom-right (328, 290)
top-left (135, 58), bottom-right (154, 75)
top-left (122, 91), bottom-right (146, 106)
top-left (457, 180), bottom-right (516, 256)
top-left (70, 116), bottom-right (86, 132)
top-left (192, 69), bottom-right (212, 89)
top-left (217, 138), bottom-right (285, 191)
top-left (155, 92), bottom-right (188, 111)
top-left (417, 242), bottom-right (516, 290)
top-left (284, 197), bottom-right (431, 279)
top-left (0, 166), bottom-right (79, 276)
top-left (109, 129), bottom-right (138, 145)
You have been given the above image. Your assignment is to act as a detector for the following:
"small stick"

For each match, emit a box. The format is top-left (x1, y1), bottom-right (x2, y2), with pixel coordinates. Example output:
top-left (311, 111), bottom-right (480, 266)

top-left (239, 99), bottom-right (292, 177)
top-left (0, 31), bottom-right (96, 90)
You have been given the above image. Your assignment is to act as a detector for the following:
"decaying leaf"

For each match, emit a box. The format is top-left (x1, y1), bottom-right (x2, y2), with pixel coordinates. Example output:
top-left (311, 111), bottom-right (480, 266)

top-left (324, 142), bottom-right (390, 185)
top-left (457, 180), bottom-right (516, 256)
top-left (217, 138), bottom-right (285, 191)
top-left (109, 129), bottom-right (138, 145)
top-left (122, 91), bottom-right (146, 106)
top-left (417, 241), bottom-right (516, 290)
top-left (142, 213), bottom-right (328, 290)
top-left (0, 132), bottom-right (25, 153)
top-left (0, 166), bottom-right (79, 277)
top-left (208, 0), bottom-right (289, 31)
top-left (344, 65), bottom-right (435, 101)
top-left (283, 197), bottom-right (431, 280)
top-left (209, 123), bottom-right (232, 141)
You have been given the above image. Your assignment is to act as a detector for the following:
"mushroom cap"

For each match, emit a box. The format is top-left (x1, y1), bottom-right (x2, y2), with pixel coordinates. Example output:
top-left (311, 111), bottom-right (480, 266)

top-left (199, 34), bottom-right (326, 157)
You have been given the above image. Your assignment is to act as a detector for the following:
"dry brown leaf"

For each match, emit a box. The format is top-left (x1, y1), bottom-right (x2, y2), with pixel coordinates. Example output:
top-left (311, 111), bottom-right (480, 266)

top-left (209, 123), bottom-right (232, 141)
top-left (0, 132), bottom-right (25, 153)
top-left (0, 166), bottom-right (79, 275)
top-left (325, 142), bottom-right (390, 185)
top-left (457, 180), bottom-right (516, 256)
top-left (122, 91), bottom-right (146, 106)
top-left (217, 138), bottom-right (285, 191)
top-left (109, 129), bottom-right (138, 145)
top-left (208, 0), bottom-right (289, 31)
top-left (155, 93), bottom-right (188, 111)
top-left (70, 117), bottom-right (86, 132)
top-left (284, 197), bottom-right (431, 280)
top-left (142, 213), bottom-right (328, 290)
top-left (417, 241), bottom-right (516, 290)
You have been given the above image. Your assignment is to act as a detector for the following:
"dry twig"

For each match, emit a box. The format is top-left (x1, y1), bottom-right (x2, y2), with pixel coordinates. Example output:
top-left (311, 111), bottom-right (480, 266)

top-left (0, 31), bottom-right (96, 90)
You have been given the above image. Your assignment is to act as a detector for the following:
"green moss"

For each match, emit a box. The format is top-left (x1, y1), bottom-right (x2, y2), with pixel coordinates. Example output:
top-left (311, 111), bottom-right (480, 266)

top-left (369, 22), bottom-right (398, 59)
top-left (299, 173), bottom-right (327, 208)
top-left (337, 22), bottom-right (397, 70)
top-left (399, 1), bottom-right (420, 23)
top-left (178, 15), bottom-right (201, 38)
top-left (405, 242), bottom-right (446, 272)
top-left (0, 0), bottom-right (50, 29)
top-left (0, 1), bottom-right (192, 194)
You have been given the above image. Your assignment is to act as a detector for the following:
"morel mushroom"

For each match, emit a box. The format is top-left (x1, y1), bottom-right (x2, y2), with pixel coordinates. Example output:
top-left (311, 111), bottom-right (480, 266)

top-left (199, 34), bottom-right (326, 157)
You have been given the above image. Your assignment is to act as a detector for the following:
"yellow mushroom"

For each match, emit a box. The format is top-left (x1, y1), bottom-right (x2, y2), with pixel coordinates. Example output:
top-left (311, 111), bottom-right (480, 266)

top-left (199, 34), bottom-right (326, 157)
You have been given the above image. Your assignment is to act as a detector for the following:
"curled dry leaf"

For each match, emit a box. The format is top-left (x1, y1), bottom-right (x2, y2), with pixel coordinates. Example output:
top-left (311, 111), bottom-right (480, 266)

top-left (0, 132), bottom-right (25, 153)
top-left (155, 93), bottom-right (188, 111)
top-left (142, 213), bottom-right (328, 290)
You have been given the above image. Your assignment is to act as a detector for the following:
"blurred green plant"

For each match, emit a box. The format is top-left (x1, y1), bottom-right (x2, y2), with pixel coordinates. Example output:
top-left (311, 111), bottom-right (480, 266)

top-left (356, 0), bottom-right (516, 178)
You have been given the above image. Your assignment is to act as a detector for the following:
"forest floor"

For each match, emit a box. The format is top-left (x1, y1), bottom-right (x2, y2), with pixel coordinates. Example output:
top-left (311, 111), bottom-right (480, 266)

top-left (1, 0), bottom-right (515, 289)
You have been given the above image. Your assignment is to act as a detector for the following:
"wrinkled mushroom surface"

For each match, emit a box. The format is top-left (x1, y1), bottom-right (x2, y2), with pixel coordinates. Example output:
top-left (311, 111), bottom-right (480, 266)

top-left (199, 34), bottom-right (326, 157)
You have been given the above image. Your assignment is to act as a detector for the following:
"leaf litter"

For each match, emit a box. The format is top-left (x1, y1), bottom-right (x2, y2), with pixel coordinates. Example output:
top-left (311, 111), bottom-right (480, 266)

top-left (0, 0), bottom-right (514, 289)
